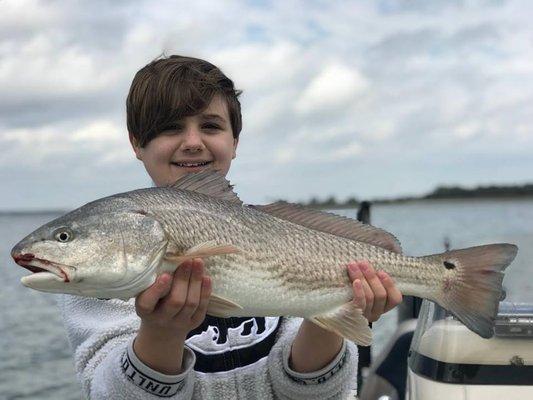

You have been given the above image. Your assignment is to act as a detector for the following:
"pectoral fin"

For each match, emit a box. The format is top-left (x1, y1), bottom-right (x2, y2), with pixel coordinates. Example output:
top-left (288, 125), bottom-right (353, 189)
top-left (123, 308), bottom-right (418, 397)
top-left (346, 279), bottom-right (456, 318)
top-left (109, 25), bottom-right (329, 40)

top-left (164, 241), bottom-right (241, 264)
top-left (310, 302), bottom-right (372, 346)
top-left (207, 294), bottom-right (244, 317)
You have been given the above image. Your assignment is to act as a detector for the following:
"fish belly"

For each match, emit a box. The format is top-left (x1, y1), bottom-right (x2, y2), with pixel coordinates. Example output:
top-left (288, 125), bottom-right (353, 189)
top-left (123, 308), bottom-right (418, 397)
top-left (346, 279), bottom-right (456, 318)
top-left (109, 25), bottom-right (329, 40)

top-left (205, 256), bottom-right (352, 318)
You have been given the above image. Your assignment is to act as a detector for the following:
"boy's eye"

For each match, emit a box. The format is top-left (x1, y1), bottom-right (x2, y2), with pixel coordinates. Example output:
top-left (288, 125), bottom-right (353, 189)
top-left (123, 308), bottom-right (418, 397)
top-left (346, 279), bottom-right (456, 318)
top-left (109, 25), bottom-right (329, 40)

top-left (160, 124), bottom-right (184, 134)
top-left (203, 124), bottom-right (221, 130)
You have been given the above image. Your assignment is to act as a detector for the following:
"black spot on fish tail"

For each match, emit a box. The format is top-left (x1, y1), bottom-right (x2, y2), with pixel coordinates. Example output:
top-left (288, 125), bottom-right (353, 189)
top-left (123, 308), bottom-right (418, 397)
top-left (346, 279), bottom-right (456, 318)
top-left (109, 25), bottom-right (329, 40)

top-left (444, 261), bottom-right (456, 270)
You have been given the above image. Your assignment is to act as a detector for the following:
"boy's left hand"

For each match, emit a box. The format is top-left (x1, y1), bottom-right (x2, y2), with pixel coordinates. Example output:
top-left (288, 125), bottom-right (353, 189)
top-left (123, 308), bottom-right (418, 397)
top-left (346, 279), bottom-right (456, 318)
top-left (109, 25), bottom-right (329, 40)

top-left (289, 260), bottom-right (403, 373)
top-left (347, 260), bottom-right (403, 322)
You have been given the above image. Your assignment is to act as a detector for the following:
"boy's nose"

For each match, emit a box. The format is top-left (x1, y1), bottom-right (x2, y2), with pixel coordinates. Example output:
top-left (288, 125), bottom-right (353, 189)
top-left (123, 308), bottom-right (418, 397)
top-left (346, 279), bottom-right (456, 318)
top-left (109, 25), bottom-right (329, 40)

top-left (180, 128), bottom-right (205, 152)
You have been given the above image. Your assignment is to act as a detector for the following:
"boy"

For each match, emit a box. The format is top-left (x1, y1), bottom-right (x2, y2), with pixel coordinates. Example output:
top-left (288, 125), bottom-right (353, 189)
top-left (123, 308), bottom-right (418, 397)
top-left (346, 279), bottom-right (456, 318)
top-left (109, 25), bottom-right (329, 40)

top-left (59, 55), bottom-right (402, 399)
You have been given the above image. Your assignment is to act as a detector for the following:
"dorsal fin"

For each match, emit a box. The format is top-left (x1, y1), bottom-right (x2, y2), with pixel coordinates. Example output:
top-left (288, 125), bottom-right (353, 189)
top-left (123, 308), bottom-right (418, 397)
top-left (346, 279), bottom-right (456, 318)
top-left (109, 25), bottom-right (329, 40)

top-left (169, 170), bottom-right (242, 204)
top-left (253, 201), bottom-right (402, 254)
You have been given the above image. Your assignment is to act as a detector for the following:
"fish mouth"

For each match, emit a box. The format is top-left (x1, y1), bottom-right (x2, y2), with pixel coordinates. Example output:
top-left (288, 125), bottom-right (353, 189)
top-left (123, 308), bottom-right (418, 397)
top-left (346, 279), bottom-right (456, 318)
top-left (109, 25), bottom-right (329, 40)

top-left (13, 253), bottom-right (72, 283)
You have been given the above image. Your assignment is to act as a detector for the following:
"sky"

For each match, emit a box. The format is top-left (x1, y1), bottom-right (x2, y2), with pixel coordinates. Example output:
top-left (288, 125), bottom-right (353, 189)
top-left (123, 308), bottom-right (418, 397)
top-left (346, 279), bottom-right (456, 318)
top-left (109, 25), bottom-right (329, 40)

top-left (1, 0), bottom-right (532, 210)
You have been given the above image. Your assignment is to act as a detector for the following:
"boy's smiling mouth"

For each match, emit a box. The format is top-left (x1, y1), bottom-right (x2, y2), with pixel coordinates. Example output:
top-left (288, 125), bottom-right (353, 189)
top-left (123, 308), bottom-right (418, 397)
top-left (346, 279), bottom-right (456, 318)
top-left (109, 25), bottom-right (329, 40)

top-left (171, 160), bottom-right (213, 169)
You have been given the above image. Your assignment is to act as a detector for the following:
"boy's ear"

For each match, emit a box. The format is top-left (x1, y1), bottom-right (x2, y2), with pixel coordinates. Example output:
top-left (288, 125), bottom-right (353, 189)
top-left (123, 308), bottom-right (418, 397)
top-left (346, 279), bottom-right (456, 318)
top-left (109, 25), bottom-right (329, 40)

top-left (232, 137), bottom-right (239, 159)
top-left (129, 133), bottom-right (143, 160)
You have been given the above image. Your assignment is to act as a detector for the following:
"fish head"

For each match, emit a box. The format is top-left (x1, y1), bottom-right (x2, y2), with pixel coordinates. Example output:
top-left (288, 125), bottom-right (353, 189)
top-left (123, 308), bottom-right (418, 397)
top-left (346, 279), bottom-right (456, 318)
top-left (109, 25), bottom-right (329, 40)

top-left (11, 197), bottom-right (168, 298)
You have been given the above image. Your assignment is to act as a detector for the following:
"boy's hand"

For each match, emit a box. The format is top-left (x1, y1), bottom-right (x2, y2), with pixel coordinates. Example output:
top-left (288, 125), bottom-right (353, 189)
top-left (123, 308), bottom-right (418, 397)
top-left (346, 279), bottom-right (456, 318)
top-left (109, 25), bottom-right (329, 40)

top-left (290, 260), bottom-right (402, 373)
top-left (132, 258), bottom-right (211, 374)
top-left (135, 258), bottom-right (212, 340)
top-left (348, 260), bottom-right (402, 322)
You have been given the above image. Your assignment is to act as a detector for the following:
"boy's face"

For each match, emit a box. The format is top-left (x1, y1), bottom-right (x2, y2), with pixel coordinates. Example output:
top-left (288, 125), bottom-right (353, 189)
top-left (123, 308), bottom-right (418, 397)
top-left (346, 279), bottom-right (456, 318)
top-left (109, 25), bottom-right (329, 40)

top-left (131, 95), bottom-right (238, 187)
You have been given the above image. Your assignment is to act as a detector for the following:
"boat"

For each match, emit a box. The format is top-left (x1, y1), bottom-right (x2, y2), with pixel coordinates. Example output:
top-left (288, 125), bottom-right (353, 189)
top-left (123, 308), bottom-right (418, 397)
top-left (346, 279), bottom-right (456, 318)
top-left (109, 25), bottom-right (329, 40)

top-left (352, 203), bottom-right (533, 400)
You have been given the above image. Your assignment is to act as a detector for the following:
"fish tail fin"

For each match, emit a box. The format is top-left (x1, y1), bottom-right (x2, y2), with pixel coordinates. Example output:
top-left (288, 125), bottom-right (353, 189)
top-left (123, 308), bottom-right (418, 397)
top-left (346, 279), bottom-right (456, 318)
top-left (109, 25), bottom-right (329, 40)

top-left (425, 243), bottom-right (517, 338)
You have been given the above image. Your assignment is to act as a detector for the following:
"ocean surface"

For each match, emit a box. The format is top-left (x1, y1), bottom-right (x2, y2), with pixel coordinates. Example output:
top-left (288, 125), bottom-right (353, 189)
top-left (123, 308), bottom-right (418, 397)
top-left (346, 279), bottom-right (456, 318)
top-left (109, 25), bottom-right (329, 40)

top-left (1, 199), bottom-right (532, 399)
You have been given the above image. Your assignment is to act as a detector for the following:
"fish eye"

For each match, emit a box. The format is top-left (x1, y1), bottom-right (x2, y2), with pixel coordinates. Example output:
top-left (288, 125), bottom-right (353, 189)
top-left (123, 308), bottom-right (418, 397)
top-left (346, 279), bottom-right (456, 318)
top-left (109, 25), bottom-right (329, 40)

top-left (54, 228), bottom-right (74, 243)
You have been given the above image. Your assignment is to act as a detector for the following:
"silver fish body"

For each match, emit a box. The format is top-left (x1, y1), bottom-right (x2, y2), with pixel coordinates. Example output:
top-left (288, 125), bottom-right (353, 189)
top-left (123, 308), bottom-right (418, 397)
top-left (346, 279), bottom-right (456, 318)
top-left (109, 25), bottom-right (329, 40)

top-left (11, 171), bottom-right (518, 344)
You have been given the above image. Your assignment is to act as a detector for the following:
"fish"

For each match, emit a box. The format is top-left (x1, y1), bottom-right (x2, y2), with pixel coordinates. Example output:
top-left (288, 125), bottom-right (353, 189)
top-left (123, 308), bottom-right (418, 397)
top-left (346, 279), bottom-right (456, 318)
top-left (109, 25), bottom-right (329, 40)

top-left (11, 170), bottom-right (518, 345)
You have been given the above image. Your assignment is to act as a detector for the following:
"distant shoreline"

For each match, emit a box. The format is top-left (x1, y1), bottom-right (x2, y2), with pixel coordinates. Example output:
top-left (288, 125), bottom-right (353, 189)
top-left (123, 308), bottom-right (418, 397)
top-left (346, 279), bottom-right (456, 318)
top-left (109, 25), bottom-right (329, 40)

top-left (0, 210), bottom-right (67, 216)
top-left (303, 184), bottom-right (533, 209)
top-left (310, 195), bottom-right (533, 210)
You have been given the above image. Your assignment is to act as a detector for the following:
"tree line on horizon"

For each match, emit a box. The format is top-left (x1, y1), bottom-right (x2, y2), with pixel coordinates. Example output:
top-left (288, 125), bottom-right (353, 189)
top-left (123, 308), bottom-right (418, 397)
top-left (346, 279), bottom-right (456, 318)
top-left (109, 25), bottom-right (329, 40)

top-left (300, 183), bottom-right (533, 208)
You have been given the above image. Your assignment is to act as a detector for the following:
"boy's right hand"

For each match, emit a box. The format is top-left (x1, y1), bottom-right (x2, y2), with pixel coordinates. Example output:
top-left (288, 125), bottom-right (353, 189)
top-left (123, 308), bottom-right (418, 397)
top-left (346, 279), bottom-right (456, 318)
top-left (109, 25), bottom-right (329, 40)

top-left (135, 258), bottom-right (212, 340)
top-left (132, 258), bottom-right (211, 374)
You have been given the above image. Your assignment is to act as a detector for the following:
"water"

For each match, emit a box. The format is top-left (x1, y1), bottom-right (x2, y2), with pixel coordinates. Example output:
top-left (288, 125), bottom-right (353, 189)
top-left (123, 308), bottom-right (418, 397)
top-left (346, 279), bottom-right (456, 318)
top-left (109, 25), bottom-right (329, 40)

top-left (1, 213), bottom-right (81, 400)
top-left (1, 199), bottom-right (532, 398)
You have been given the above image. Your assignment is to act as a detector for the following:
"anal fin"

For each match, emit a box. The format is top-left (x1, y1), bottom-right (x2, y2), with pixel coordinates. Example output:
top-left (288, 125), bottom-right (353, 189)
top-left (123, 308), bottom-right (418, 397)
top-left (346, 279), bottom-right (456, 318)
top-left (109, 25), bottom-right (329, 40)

top-left (310, 302), bottom-right (372, 346)
top-left (207, 294), bottom-right (244, 318)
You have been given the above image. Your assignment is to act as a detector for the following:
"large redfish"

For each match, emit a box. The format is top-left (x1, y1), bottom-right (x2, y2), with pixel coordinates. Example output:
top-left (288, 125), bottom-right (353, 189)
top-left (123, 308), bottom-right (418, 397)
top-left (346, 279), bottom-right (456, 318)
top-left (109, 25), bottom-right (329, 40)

top-left (11, 171), bottom-right (517, 345)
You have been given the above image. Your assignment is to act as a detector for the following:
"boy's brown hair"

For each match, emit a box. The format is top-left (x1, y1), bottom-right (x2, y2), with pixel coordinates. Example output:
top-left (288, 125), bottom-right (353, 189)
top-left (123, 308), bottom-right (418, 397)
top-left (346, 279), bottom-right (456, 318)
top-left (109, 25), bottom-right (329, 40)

top-left (127, 55), bottom-right (242, 147)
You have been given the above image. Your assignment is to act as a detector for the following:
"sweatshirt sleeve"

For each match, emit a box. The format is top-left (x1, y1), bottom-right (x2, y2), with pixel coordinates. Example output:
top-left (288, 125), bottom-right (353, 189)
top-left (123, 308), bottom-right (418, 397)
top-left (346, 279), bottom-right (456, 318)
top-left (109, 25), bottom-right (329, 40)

top-left (57, 294), bottom-right (196, 399)
top-left (266, 318), bottom-right (358, 400)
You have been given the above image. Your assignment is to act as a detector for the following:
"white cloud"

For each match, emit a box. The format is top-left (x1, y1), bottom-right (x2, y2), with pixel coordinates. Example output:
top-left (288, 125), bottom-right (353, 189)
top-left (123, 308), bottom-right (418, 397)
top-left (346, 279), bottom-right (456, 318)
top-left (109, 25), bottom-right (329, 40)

top-left (274, 147), bottom-right (296, 164)
top-left (295, 64), bottom-right (369, 114)
top-left (0, 118), bottom-right (131, 168)
top-left (332, 142), bottom-right (362, 160)
top-left (0, 126), bottom-right (72, 166)
top-left (453, 121), bottom-right (480, 139)
top-left (71, 120), bottom-right (133, 164)
top-left (244, 89), bottom-right (294, 134)
top-left (72, 120), bottom-right (122, 143)
top-left (212, 42), bottom-right (304, 92)
top-left (0, 0), bottom-right (62, 35)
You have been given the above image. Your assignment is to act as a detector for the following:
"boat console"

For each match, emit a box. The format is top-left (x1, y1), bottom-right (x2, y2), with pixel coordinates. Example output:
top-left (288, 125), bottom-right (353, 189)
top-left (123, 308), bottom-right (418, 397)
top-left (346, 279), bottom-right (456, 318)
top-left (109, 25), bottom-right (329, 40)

top-left (407, 301), bottom-right (533, 399)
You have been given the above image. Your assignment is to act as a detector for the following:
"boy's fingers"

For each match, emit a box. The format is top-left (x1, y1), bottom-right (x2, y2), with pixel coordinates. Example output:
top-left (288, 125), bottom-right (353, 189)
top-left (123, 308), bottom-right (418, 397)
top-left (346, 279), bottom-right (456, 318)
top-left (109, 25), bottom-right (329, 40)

top-left (160, 260), bottom-right (193, 316)
top-left (352, 278), bottom-right (366, 311)
top-left (348, 261), bottom-right (374, 318)
top-left (347, 262), bottom-right (359, 281)
top-left (359, 261), bottom-right (387, 320)
top-left (135, 273), bottom-right (172, 316)
top-left (355, 261), bottom-right (375, 318)
top-left (378, 271), bottom-right (403, 312)
top-left (181, 259), bottom-right (204, 317)
top-left (191, 275), bottom-right (212, 326)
